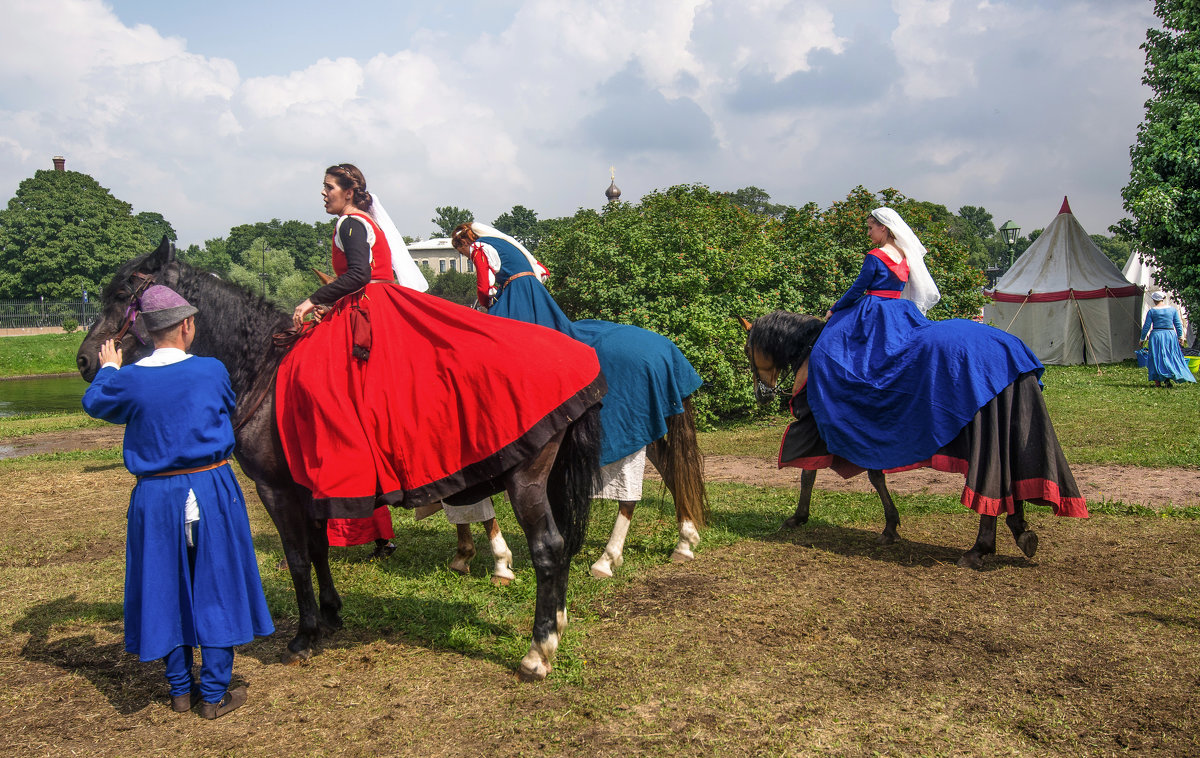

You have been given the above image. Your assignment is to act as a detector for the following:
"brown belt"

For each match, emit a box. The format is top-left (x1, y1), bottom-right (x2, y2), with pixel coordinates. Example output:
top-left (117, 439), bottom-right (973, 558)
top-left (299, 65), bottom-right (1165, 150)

top-left (499, 271), bottom-right (536, 291)
top-left (142, 459), bottom-right (230, 479)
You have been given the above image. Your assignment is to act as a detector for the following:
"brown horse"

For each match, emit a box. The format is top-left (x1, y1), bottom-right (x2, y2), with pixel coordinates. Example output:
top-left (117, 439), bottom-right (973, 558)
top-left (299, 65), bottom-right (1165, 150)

top-left (77, 239), bottom-right (604, 680)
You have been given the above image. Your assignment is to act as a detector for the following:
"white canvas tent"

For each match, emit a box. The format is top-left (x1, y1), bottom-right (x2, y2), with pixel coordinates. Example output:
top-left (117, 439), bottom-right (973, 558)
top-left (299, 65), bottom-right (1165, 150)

top-left (1121, 250), bottom-right (1193, 345)
top-left (984, 197), bottom-right (1142, 365)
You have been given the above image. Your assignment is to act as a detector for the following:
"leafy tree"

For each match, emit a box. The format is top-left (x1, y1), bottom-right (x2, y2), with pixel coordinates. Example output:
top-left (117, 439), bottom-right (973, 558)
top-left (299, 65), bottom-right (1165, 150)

top-left (1119, 0), bottom-right (1200, 319)
top-left (493, 205), bottom-right (542, 250)
top-left (1090, 234), bottom-right (1133, 269)
top-left (431, 206), bottom-right (474, 237)
top-left (226, 218), bottom-right (334, 275)
top-left (540, 185), bottom-right (804, 424)
top-left (135, 211), bottom-right (177, 244)
top-left (721, 186), bottom-right (789, 219)
top-left (180, 238), bottom-right (233, 275)
top-left (957, 205), bottom-right (996, 240)
top-left (427, 270), bottom-right (477, 307)
top-left (225, 237), bottom-right (315, 308)
top-left (0, 169), bottom-right (151, 298)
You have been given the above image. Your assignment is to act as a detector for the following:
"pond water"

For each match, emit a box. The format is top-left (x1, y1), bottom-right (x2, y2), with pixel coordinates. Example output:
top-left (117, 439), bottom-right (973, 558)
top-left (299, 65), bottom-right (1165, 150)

top-left (0, 374), bottom-right (87, 417)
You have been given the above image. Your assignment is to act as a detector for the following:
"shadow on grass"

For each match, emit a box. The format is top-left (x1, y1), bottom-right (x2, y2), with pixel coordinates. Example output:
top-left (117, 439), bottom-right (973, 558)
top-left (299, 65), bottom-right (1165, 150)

top-left (237, 590), bottom-right (522, 673)
top-left (11, 595), bottom-right (167, 715)
top-left (709, 503), bottom-right (1035, 571)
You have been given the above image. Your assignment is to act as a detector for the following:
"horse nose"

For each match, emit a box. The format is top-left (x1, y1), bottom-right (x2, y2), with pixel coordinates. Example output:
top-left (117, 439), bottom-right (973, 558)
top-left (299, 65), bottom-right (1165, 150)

top-left (77, 352), bottom-right (95, 381)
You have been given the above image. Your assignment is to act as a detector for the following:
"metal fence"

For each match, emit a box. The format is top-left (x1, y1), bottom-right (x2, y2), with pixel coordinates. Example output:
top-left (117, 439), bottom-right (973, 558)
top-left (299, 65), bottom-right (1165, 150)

top-left (0, 299), bottom-right (100, 329)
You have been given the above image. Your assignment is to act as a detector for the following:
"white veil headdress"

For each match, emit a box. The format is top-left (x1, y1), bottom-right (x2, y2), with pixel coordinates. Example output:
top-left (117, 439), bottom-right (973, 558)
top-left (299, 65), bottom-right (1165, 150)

top-left (368, 193), bottom-right (429, 292)
top-left (870, 207), bottom-right (940, 314)
top-left (469, 221), bottom-right (549, 281)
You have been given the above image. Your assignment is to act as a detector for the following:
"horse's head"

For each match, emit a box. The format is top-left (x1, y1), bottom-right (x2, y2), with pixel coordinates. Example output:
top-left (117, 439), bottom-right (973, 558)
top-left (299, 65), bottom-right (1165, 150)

top-left (77, 237), bottom-right (180, 382)
top-left (739, 312), bottom-right (825, 405)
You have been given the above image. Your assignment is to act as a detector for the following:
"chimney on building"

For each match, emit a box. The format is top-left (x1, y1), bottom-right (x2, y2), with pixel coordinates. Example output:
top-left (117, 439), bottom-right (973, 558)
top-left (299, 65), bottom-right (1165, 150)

top-left (52, 156), bottom-right (66, 171)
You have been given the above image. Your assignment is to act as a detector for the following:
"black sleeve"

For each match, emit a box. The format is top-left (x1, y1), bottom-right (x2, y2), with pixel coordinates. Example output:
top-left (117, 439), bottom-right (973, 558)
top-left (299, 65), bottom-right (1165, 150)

top-left (310, 217), bottom-right (373, 305)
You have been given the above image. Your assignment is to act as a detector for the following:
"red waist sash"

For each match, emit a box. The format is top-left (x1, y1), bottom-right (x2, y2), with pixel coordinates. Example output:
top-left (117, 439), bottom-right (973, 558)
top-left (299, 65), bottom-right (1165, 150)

top-left (866, 290), bottom-right (901, 298)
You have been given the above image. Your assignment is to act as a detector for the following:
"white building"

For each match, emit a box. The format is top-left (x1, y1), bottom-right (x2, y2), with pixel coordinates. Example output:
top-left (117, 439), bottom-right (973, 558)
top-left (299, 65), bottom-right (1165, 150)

top-left (405, 238), bottom-right (474, 274)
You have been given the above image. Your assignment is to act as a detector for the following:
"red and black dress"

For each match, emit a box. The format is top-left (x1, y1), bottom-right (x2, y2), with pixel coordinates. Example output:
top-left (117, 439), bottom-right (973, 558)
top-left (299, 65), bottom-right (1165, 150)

top-left (276, 212), bottom-right (605, 520)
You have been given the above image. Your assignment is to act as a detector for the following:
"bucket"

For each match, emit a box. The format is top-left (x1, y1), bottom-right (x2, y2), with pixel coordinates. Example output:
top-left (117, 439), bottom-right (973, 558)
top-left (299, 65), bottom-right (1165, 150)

top-left (1188, 355), bottom-right (1200, 375)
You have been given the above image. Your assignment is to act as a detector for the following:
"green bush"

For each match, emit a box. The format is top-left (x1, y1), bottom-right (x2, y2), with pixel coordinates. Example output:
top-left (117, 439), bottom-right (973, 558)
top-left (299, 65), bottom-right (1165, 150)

top-left (61, 317), bottom-right (78, 333)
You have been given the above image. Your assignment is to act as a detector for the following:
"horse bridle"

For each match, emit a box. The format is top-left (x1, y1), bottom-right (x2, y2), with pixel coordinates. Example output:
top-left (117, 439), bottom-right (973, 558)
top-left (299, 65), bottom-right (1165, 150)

top-left (111, 272), bottom-right (156, 344)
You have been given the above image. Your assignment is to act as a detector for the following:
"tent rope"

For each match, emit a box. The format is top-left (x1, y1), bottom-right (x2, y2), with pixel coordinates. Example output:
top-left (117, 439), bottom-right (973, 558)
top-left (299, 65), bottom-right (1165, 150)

top-left (1002, 293), bottom-right (1032, 333)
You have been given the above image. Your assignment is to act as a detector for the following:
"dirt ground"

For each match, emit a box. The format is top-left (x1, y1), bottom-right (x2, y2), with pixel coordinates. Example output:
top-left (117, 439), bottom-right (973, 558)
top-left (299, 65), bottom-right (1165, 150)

top-left (2, 431), bottom-right (1198, 756)
top-left (6, 426), bottom-right (1198, 508)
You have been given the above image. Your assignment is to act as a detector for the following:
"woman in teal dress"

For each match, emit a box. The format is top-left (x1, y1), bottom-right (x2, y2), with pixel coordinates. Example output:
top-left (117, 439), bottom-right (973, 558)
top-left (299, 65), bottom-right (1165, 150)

top-left (1140, 291), bottom-right (1195, 387)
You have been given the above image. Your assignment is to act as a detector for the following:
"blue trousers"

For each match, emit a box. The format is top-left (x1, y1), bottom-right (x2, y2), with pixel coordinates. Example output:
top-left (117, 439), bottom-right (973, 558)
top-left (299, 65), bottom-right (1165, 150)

top-left (163, 644), bottom-right (234, 703)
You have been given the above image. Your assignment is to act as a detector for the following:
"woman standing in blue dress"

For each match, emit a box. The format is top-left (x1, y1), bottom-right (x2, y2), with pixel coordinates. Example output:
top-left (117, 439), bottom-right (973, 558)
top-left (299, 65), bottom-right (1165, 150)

top-left (1139, 291), bottom-right (1195, 387)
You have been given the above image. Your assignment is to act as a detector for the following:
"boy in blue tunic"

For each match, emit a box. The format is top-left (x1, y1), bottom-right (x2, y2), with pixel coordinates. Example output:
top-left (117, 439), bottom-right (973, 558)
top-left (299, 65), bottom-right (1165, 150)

top-left (82, 285), bottom-right (274, 720)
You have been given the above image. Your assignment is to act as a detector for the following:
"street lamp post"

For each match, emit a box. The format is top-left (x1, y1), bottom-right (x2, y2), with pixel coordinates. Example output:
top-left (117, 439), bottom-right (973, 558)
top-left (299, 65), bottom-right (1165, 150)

top-left (999, 220), bottom-right (1021, 269)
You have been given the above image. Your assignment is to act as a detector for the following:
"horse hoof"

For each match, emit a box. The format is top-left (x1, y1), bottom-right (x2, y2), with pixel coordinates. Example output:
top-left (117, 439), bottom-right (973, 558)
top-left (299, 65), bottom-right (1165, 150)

top-left (957, 552), bottom-right (984, 570)
top-left (491, 574), bottom-right (512, 587)
top-left (876, 532), bottom-right (898, 546)
top-left (670, 547), bottom-right (694, 563)
top-left (590, 561), bottom-right (614, 579)
top-left (281, 648), bottom-right (311, 666)
top-left (1016, 531), bottom-right (1039, 559)
top-left (518, 659), bottom-right (550, 682)
top-left (448, 558), bottom-right (471, 575)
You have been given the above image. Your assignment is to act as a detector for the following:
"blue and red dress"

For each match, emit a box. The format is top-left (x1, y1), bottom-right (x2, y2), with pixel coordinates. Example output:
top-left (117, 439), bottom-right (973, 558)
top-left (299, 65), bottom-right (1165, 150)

top-left (276, 213), bottom-right (605, 519)
top-left (794, 249), bottom-right (1087, 517)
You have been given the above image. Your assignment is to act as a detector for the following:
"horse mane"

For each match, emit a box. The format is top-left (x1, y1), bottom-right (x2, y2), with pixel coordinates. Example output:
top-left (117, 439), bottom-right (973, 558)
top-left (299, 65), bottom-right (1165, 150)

top-left (125, 254), bottom-right (294, 398)
top-left (745, 311), bottom-right (825, 376)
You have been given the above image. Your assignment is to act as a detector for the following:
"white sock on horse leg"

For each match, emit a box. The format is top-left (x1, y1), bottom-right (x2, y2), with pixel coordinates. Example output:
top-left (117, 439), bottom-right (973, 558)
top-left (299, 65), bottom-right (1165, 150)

top-left (591, 509), bottom-right (633, 578)
top-left (672, 519), bottom-right (700, 561)
top-left (490, 530), bottom-right (515, 582)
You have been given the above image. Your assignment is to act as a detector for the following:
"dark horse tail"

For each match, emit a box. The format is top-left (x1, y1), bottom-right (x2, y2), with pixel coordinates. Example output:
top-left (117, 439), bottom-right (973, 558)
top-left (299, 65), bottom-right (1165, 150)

top-left (647, 397), bottom-right (708, 529)
top-left (548, 404), bottom-right (603, 558)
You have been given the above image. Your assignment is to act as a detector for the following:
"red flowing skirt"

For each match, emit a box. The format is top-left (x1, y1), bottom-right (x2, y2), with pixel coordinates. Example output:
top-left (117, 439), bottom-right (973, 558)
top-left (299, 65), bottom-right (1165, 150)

top-left (780, 372), bottom-right (1088, 518)
top-left (277, 283), bottom-right (605, 519)
top-left (327, 508), bottom-right (394, 547)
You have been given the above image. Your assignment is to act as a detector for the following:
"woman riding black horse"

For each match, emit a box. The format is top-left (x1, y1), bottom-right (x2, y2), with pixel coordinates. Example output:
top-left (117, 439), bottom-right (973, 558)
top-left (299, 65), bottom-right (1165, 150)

top-left (78, 165), bottom-right (609, 680)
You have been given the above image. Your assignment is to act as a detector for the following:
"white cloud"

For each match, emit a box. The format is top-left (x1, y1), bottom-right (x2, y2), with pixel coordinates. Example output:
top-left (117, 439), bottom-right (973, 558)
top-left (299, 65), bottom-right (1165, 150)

top-left (0, 0), bottom-right (1158, 246)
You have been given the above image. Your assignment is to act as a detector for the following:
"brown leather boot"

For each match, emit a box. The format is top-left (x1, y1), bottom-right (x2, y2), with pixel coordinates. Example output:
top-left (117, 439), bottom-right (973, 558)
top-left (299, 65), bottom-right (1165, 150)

top-left (198, 686), bottom-right (247, 720)
top-left (171, 685), bottom-right (200, 713)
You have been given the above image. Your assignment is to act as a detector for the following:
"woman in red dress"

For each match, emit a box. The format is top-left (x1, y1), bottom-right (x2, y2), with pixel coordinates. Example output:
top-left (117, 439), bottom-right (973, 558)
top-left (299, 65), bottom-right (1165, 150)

top-left (276, 164), bottom-right (604, 524)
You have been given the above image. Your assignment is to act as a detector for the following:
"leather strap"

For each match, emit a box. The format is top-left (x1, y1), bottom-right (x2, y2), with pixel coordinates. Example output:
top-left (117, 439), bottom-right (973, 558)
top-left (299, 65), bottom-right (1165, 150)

top-left (141, 459), bottom-right (230, 479)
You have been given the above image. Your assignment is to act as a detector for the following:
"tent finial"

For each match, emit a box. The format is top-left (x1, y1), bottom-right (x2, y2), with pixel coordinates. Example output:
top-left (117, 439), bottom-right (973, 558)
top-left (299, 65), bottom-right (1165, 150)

top-left (1059, 196), bottom-right (1072, 215)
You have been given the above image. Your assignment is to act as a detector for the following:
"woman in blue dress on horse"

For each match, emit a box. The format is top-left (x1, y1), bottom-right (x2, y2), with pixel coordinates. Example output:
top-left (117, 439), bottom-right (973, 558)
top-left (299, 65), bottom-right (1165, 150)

top-left (451, 222), bottom-right (707, 578)
top-left (809, 207), bottom-right (1045, 471)
top-left (1138, 290), bottom-right (1194, 388)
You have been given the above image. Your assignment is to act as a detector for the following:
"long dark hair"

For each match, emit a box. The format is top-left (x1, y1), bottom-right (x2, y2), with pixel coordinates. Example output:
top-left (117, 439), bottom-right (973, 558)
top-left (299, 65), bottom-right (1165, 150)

top-left (325, 163), bottom-right (373, 213)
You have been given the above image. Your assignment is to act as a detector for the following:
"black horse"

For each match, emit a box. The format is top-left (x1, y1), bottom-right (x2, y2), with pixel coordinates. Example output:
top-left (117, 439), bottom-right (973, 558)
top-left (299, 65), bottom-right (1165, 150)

top-left (740, 311), bottom-right (1086, 568)
top-left (77, 239), bottom-right (603, 680)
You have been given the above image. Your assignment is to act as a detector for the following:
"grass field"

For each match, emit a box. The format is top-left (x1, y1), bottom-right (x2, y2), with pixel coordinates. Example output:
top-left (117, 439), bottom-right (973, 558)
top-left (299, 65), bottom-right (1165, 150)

top-left (0, 332), bottom-right (86, 377)
top-left (2, 335), bottom-right (1199, 755)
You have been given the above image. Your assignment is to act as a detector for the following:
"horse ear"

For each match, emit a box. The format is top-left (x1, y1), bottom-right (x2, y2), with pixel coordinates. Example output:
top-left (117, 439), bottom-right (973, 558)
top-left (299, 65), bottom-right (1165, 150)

top-left (312, 268), bottom-right (335, 286)
top-left (736, 316), bottom-right (754, 333)
top-left (145, 236), bottom-right (176, 271)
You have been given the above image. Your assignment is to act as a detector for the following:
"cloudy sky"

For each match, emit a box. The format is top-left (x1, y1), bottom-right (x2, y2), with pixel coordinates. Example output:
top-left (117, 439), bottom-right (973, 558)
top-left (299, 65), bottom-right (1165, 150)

top-left (0, 0), bottom-right (1157, 248)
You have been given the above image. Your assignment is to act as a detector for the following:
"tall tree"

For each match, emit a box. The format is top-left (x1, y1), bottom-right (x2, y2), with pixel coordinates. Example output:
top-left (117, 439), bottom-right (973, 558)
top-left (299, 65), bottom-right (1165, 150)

top-left (493, 205), bottom-right (542, 250)
top-left (1119, 0), bottom-right (1200, 318)
top-left (721, 186), bottom-right (789, 219)
top-left (0, 169), bottom-right (151, 299)
top-left (135, 211), bottom-right (177, 245)
top-left (431, 206), bottom-right (474, 237)
top-left (225, 218), bottom-right (334, 275)
top-left (225, 237), bottom-right (315, 308)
